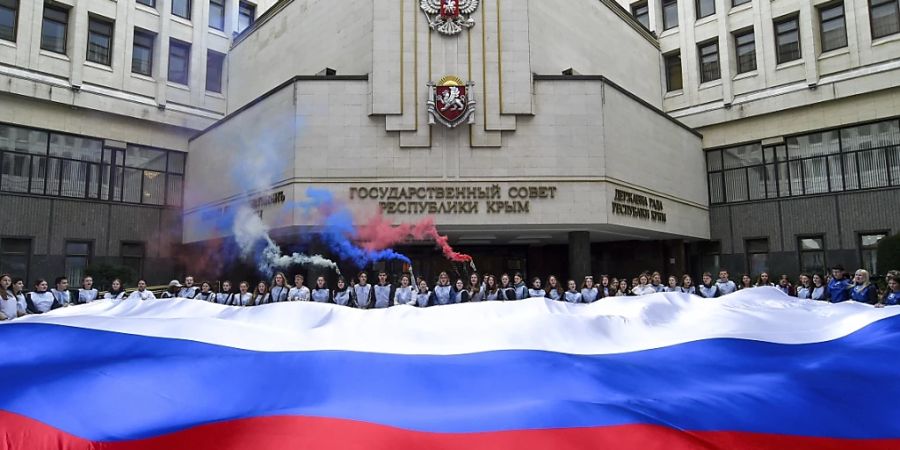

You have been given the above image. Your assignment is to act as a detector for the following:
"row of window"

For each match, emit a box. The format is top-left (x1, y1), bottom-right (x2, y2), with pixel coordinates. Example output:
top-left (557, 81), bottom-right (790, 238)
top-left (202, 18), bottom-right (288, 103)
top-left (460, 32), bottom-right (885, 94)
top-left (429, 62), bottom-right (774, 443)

top-left (0, 123), bottom-right (186, 206)
top-left (706, 118), bottom-right (900, 204)
top-left (0, 1), bottom-right (256, 92)
top-left (632, 0), bottom-right (899, 41)
top-left (0, 238), bottom-right (146, 286)
top-left (747, 233), bottom-right (886, 277)
top-left (662, 1), bottom-right (878, 91)
top-left (135, 0), bottom-right (256, 33)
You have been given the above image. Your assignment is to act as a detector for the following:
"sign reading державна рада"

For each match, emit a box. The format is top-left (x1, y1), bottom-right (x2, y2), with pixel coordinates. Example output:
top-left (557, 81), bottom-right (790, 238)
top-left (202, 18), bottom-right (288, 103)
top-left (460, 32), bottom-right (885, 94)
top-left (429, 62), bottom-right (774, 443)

top-left (611, 189), bottom-right (666, 223)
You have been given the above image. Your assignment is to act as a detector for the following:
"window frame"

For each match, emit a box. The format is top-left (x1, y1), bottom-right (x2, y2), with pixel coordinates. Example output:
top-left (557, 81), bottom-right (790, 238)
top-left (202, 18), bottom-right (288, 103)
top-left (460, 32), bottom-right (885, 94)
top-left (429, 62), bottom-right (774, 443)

top-left (733, 27), bottom-right (757, 74)
top-left (859, 231), bottom-right (888, 274)
top-left (131, 28), bottom-right (155, 76)
top-left (167, 38), bottom-right (191, 85)
top-left (696, 0), bottom-right (716, 20)
top-left (205, 50), bottom-right (225, 93)
top-left (0, 0), bottom-right (18, 43)
top-left (0, 237), bottom-right (31, 283)
top-left (745, 238), bottom-right (770, 276)
top-left (64, 240), bottom-right (93, 286)
top-left (774, 14), bottom-right (802, 64)
top-left (818, 1), bottom-right (848, 53)
top-left (86, 15), bottom-right (114, 66)
top-left (797, 235), bottom-right (827, 275)
top-left (172, 0), bottom-right (192, 20)
top-left (237, 1), bottom-right (256, 33)
top-left (697, 39), bottom-right (721, 83)
top-left (0, 121), bottom-right (186, 207)
top-left (40, 3), bottom-right (69, 55)
top-left (120, 241), bottom-right (145, 280)
top-left (630, 1), bottom-right (650, 29)
top-left (663, 51), bottom-right (683, 92)
top-left (732, 0), bottom-right (751, 7)
top-left (869, 0), bottom-right (900, 39)
top-left (662, 0), bottom-right (679, 30)
top-left (209, 0), bottom-right (226, 30)
top-left (136, 0), bottom-right (156, 8)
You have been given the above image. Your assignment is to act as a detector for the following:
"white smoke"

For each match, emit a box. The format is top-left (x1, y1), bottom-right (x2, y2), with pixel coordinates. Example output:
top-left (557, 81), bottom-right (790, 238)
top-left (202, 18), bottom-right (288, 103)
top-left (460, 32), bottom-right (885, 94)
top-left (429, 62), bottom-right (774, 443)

top-left (233, 206), bottom-right (340, 276)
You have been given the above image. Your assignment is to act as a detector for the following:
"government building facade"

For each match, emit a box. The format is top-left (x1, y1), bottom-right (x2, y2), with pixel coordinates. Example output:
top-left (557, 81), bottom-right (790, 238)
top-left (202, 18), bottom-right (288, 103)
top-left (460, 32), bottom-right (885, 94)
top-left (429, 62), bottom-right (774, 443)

top-left (0, 0), bottom-right (897, 284)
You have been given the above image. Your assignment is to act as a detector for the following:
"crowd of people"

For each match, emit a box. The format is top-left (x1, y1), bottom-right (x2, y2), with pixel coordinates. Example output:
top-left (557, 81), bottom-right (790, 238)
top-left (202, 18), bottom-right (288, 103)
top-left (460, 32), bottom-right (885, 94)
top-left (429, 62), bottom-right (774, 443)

top-left (1, 265), bottom-right (899, 320)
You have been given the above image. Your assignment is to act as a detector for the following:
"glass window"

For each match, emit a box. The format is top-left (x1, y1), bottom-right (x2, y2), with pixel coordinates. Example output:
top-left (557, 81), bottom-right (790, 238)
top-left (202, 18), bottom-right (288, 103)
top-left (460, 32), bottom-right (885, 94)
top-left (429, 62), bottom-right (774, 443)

top-left (121, 242), bottom-right (145, 280)
top-left (698, 40), bottom-right (720, 83)
top-left (775, 15), bottom-right (801, 64)
top-left (41, 4), bottom-right (68, 54)
top-left (708, 172), bottom-right (725, 204)
top-left (722, 143), bottom-right (763, 169)
top-left (86, 16), bottom-right (113, 66)
top-left (167, 174), bottom-right (183, 206)
top-left (209, 0), bottom-right (225, 30)
top-left (125, 146), bottom-right (167, 171)
top-left (238, 1), bottom-right (256, 32)
top-left (49, 133), bottom-right (102, 162)
top-left (631, 1), bottom-right (650, 29)
top-left (732, 0), bottom-right (751, 6)
top-left (860, 233), bottom-right (887, 274)
top-left (696, 0), bottom-right (715, 19)
top-left (206, 50), bottom-right (225, 93)
top-left (819, 2), bottom-right (847, 52)
top-left (746, 238), bottom-right (769, 276)
top-left (65, 241), bottom-right (91, 286)
top-left (787, 130), bottom-right (840, 159)
top-left (664, 51), bottom-right (682, 92)
top-left (0, 238), bottom-right (30, 282)
top-left (799, 236), bottom-right (826, 275)
top-left (734, 29), bottom-right (756, 74)
top-left (168, 39), bottom-right (190, 85)
top-left (172, 0), bottom-right (191, 20)
top-left (802, 157), bottom-right (829, 194)
top-left (136, 0), bottom-right (155, 7)
top-left (858, 148), bottom-right (890, 188)
top-left (889, 142), bottom-right (900, 185)
top-left (843, 153), bottom-right (860, 190)
top-left (167, 151), bottom-right (185, 174)
top-left (142, 170), bottom-right (166, 205)
top-left (122, 167), bottom-right (143, 203)
top-left (662, 0), bottom-right (678, 30)
top-left (724, 168), bottom-right (749, 202)
top-left (706, 149), bottom-right (722, 171)
top-left (0, 0), bottom-right (17, 42)
top-left (748, 166), bottom-right (766, 199)
top-left (132, 29), bottom-right (155, 76)
top-left (0, 124), bottom-right (48, 154)
top-left (869, 0), bottom-right (900, 39)
top-left (1, 152), bottom-right (30, 192)
top-left (841, 120), bottom-right (900, 150)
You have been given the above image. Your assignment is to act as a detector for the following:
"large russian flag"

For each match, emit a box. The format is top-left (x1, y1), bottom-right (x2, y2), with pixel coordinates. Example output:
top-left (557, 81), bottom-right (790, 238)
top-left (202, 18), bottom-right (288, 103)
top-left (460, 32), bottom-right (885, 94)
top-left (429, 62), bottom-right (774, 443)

top-left (2, 287), bottom-right (899, 450)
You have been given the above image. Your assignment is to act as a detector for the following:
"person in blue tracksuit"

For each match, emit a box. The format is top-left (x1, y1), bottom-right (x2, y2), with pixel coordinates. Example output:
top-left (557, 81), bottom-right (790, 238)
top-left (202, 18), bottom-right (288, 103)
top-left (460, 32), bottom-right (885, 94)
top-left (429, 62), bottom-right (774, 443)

top-left (311, 276), bottom-right (331, 303)
top-left (393, 274), bottom-right (415, 306)
top-left (795, 274), bottom-right (812, 300)
top-left (810, 273), bottom-right (830, 301)
top-left (451, 279), bottom-right (466, 303)
top-left (512, 273), bottom-right (528, 300)
top-left (372, 271), bottom-right (394, 309)
top-left (697, 272), bottom-right (720, 298)
top-left (828, 265), bottom-right (852, 303)
top-left (848, 269), bottom-right (878, 305)
top-left (216, 281), bottom-right (234, 305)
top-left (484, 275), bottom-right (504, 301)
top-left (332, 277), bottom-right (352, 306)
top-left (581, 276), bottom-right (599, 303)
top-left (433, 272), bottom-right (454, 305)
top-left (877, 277), bottom-right (900, 307)
top-left (289, 274), bottom-right (311, 302)
top-left (545, 275), bottom-right (563, 301)
top-left (528, 277), bottom-right (546, 298)
top-left (178, 276), bottom-right (199, 299)
top-left (194, 282), bottom-right (216, 301)
top-left (270, 272), bottom-right (291, 302)
top-left (564, 279), bottom-right (583, 303)
top-left (650, 272), bottom-right (665, 293)
top-left (352, 272), bottom-right (374, 309)
top-left (414, 279), bottom-right (434, 307)
top-left (233, 282), bottom-right (252, 306)
top-left (250, 281), bottom-right (270, 305)
top-left (716, 270), bottom-right (737, 295)
top-left (499, 274), bottom-right (516, 300)
top-left (663, 275), bottom-right (680, 293)
top-left (680, 274), bottom-right (696, 295)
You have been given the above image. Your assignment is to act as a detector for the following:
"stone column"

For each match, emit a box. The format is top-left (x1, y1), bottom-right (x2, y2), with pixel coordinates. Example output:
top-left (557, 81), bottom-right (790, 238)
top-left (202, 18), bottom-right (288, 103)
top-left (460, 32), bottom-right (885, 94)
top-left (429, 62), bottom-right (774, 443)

top-left (568, 231), bottom-right (591, 282)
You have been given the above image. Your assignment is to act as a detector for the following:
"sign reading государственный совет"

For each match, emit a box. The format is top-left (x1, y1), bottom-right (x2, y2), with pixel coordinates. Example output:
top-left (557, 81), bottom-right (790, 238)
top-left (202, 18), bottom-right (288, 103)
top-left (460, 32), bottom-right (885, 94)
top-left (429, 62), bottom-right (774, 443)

top-left (349, 185), bottom-right (557, 215)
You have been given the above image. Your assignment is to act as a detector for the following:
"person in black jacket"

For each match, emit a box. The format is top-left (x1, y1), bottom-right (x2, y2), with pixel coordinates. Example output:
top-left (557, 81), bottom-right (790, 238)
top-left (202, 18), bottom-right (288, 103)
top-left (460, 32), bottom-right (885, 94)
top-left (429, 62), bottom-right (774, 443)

top-left (27, 279), bottom-right (61, 314)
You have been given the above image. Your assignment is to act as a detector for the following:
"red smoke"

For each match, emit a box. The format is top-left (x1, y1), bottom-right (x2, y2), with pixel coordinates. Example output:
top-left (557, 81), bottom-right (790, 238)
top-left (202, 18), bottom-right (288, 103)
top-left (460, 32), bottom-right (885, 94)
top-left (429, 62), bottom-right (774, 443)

top-left (356, 212), bottom-right (473, 263)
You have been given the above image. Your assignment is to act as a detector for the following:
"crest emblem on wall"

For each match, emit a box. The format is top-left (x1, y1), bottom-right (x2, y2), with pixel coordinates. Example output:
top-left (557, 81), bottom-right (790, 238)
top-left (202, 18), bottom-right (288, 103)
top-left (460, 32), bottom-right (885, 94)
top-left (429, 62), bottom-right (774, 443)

top-left (419, 0), bottom-right (480, 36)
top-left (427, 76), bottom-right (476, 128)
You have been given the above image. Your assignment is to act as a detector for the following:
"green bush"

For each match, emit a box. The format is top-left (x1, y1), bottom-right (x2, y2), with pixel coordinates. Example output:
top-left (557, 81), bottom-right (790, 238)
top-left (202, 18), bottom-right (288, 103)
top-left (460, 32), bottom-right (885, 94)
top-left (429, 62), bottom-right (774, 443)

top-left (84, 263), bottom-right (135, 290)
top-left (877, 234), bottom-right (900, 275)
